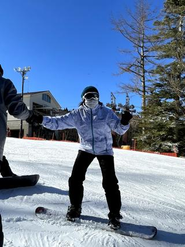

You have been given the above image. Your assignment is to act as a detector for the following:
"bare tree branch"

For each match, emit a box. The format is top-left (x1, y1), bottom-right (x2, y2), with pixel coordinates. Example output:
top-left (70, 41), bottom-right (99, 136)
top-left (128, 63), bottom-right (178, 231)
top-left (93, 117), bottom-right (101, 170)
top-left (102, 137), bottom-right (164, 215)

top-left (112, 0), bottom-right (159, 109)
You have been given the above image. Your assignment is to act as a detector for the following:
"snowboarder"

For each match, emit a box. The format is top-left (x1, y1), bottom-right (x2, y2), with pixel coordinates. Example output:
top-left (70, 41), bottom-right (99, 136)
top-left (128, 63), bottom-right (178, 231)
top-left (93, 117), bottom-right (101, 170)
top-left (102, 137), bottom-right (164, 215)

top-left (0, 64), bottom-right (30, 177)
top-left (27, 86), bottom-right (132, 229)
top-left (0, 64), bottom-right (32, 246)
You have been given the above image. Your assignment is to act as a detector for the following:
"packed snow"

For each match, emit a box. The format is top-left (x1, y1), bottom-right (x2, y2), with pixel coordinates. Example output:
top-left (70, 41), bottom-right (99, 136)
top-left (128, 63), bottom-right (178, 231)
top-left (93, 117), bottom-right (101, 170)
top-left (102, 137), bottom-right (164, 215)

top-left (1, 137), bottom-right (185, 247)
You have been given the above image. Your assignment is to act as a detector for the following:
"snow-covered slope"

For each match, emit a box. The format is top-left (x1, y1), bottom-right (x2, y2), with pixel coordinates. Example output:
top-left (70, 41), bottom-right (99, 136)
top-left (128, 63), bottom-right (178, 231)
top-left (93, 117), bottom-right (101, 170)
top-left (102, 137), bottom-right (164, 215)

top-left (1, 137), bottom-right (185, 247)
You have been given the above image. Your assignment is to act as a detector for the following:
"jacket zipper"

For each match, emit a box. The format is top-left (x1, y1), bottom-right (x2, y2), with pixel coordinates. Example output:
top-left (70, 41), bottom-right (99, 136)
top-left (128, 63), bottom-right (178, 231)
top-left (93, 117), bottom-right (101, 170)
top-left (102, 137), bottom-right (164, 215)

top-left (90, 109), bottom-right (95, 153)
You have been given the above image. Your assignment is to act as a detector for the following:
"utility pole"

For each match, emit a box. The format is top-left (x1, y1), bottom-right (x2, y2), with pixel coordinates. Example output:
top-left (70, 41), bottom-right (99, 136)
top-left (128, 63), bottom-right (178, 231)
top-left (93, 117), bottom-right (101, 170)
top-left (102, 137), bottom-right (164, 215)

top-left (14, 66), bottom-right (31, 138)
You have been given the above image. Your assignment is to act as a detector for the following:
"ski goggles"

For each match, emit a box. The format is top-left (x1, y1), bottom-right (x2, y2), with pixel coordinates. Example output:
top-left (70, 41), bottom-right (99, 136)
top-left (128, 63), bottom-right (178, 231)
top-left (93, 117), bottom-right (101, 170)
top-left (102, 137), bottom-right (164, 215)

top-left (83, 92), bottom-right (99, 99)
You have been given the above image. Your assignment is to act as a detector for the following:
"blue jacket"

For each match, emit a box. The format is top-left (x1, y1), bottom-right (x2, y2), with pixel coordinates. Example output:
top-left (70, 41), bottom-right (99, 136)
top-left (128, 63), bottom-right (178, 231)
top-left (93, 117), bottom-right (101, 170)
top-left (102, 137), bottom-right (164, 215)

top-left (0, 75), bottom-right (29, 160)
top-left (43, 103), bottom-right (129, 156)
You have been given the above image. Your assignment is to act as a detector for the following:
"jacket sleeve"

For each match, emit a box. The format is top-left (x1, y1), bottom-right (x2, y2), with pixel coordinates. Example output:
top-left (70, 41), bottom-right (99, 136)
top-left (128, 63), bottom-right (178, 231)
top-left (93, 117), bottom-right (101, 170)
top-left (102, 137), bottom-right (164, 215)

top-left (107, 109), bottom-right (130, 135)
top-left (42, 111), bottom-right (76, 130)
top-left (4, 79), bottom-right (29, 120)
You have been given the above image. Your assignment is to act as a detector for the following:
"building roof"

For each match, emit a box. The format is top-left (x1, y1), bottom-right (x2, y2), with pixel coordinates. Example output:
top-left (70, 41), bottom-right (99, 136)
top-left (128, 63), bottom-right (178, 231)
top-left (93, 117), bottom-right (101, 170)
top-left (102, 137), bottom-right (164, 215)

top-left (22, 90), bottom-right (61, 108)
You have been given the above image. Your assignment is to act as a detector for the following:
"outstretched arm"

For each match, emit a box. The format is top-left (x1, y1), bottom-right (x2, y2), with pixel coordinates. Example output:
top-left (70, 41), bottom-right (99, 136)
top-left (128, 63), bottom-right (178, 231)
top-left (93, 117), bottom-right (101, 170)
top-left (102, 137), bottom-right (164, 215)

top-left (108, 110), bottom-right (132, 135)
top-left (27, 110), bottom-right (76, 131)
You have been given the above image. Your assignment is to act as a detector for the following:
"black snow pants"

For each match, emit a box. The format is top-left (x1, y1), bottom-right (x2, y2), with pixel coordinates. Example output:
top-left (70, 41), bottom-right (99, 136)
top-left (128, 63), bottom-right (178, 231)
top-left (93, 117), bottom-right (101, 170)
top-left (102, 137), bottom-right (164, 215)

top-left (68, 150), bottom-right (121, 215)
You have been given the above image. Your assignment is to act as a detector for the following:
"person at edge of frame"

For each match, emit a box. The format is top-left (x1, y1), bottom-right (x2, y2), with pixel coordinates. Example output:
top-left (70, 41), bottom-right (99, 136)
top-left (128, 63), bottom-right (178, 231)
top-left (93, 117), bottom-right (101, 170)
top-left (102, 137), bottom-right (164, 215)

top-left (0, 64), bottom-right (32, 246)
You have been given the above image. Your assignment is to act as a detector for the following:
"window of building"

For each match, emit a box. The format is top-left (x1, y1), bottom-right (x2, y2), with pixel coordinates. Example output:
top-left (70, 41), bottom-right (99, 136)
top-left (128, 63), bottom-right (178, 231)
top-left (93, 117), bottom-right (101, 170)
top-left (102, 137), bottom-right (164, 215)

top-left (42, 94), bottom-right (51, 103)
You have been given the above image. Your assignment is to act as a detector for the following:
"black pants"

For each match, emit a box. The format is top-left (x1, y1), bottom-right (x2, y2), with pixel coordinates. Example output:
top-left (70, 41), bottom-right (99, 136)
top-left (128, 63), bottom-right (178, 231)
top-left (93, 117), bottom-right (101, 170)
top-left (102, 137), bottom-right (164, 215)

top-left (68, 150), bottom-right (121, 215)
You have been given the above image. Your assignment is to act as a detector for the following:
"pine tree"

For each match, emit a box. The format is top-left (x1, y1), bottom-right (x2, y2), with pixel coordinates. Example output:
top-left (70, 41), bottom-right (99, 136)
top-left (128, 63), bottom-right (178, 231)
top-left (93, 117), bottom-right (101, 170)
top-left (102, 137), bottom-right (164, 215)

top-left (137, 0), bottom-right (185, 155)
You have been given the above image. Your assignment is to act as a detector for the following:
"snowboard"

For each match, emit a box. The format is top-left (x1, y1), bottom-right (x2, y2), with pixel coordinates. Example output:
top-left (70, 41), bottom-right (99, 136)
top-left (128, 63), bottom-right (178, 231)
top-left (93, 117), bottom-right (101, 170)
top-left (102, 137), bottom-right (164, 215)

top-left (35, 206), bottom-right (157, 240)
top-left (0, 174), bottom-right (39, 189)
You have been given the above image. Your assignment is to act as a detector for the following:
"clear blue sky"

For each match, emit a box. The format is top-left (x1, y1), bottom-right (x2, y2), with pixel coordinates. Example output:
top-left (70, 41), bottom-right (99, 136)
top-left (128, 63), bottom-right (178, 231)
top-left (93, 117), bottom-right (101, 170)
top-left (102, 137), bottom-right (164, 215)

top-left (1, 0), bottom-right (164, 111)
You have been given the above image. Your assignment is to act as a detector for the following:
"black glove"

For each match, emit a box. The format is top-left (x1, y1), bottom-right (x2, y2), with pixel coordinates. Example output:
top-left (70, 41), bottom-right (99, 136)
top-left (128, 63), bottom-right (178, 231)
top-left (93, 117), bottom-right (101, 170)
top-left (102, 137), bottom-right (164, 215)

top-left (121, 111), bottom-right (132, 125)
top-left (26, 110), bottom-right (43, 124)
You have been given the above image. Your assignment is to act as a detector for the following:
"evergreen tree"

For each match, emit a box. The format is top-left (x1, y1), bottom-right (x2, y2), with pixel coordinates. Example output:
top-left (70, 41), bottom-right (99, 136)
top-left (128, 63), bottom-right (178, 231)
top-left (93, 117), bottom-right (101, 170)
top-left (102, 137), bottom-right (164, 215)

top-left (137, 0), bottom-right (185, 155)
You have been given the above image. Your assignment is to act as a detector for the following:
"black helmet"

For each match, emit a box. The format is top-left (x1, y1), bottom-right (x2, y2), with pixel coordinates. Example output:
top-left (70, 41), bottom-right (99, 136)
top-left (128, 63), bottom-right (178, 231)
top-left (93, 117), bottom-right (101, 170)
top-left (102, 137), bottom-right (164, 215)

top-left (81, 86), bottom-right (99, 98)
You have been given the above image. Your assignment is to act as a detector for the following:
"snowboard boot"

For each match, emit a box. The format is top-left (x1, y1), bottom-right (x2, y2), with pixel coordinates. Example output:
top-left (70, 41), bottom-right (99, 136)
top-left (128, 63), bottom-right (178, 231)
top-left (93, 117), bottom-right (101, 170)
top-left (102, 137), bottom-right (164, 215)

top-left (108, 212), bottom-right (123, 230)
top-left (66, 205), bottom-right (81, 222)
top-left (0, 156), bottom-right (17, 177)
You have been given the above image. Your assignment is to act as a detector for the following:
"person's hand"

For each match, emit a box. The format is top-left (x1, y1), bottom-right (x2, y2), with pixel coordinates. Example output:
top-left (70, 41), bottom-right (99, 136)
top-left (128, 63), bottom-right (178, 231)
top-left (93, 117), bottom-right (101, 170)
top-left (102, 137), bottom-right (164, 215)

top-left (121, 111), bottom-right (132, 125)
top-left (26, 110), bottom-right (43, 124)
